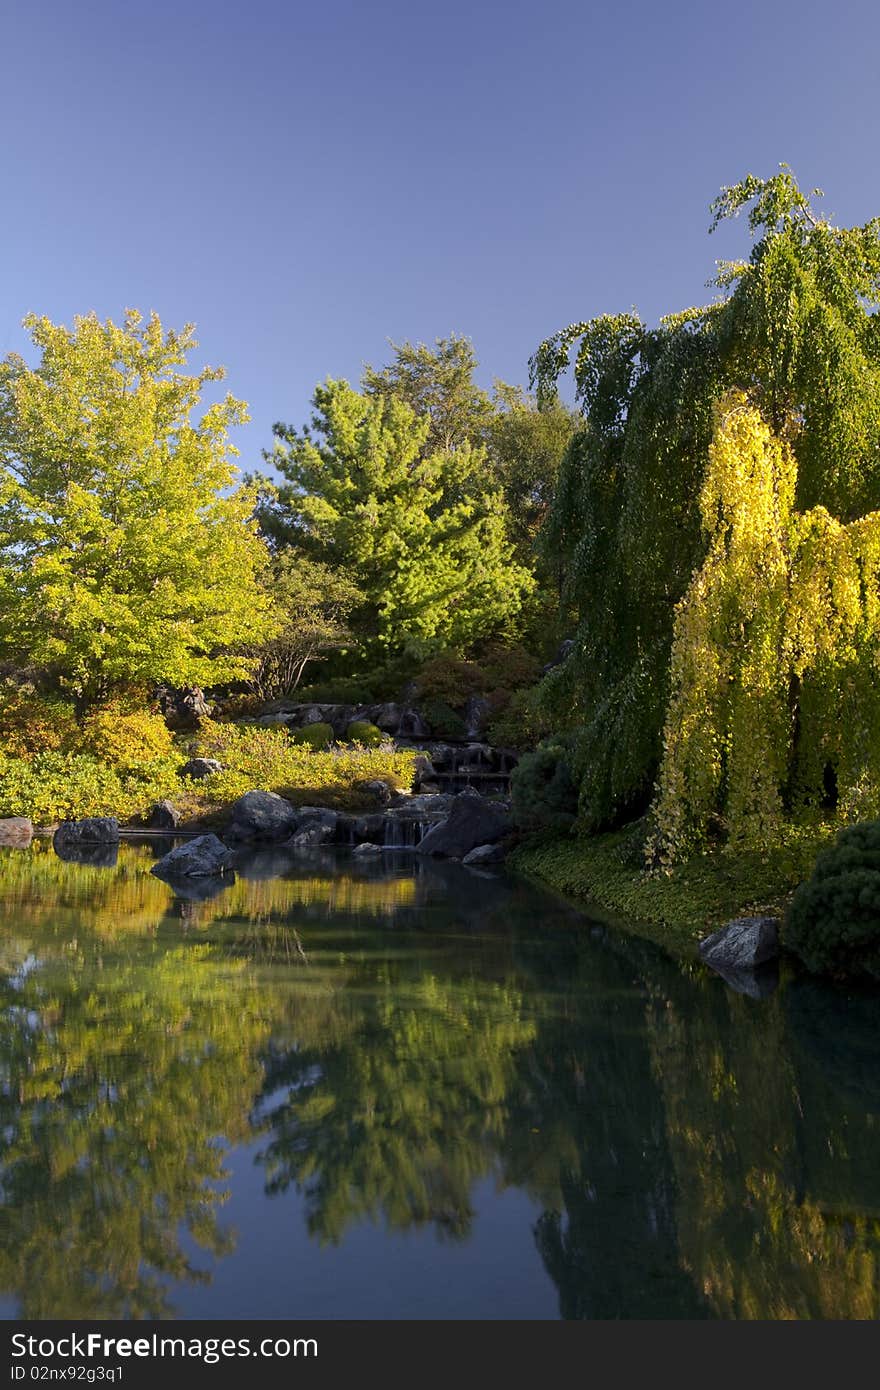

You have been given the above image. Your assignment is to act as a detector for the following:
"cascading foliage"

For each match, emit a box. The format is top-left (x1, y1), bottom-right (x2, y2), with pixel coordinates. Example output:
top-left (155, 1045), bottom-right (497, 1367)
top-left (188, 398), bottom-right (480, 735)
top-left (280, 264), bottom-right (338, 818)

top-left (531, 168), bottom-right (880, 860)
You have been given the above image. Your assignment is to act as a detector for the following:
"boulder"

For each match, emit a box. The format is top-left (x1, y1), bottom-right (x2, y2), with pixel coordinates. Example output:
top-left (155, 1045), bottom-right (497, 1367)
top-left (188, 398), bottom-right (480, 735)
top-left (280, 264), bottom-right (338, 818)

top-left (351, 812), bottom-right (387, 845)
top-left (0, 816), bottom-right (33, 847)
top-left (352, 842), bottom-right (383, 857)
top-left (462, 841), bottom-right (507, 866)
top-left (224, 790), bottom-right (299, 843)
top-left (390, 793), bottom-right (455, 818)
top-left (156, 685), bottom-right (212, 731)
top-left (180, 758), bottom-right (223, 780)
top-left (353, 778), bottom-right (393, 807)
top-left (151, 834), bottom-right (236, 881)
top-left (147, 800), bottom-right (180, 830)
top-left (699, 916), bottom-right (780, 973)
top-left (54, 817), bottom-right (120, 849)
top-left (287, 822), bottom-right (335, 849)
top-left (416, 788), bottom-right (511, 859)
top-left (367, 702), bottom-right (402, 733)
top-left (542, 638), bottom-right (575, 675)
top-left (295, 806), bottom-right (339, 831)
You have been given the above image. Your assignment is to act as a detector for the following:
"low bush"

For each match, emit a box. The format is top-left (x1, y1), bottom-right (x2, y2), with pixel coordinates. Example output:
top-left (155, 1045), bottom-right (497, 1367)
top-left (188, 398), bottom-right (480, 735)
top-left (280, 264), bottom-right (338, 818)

top-left (79, 701), bottom-right (175, 769)
top-left (421, 699), bottom-right (467, 739)
top-left (346, 720), bottom-right (384, 746)
top-left (486, 685), bottom-right (552, 749)
top-left (510, 741), bottom-right (578, 831)
top-left (290, 722), bottom-right (334, 749)
top-left (784, 820), bottom-right (880, 979)
top-left (0, 683), bottom-right (80, 757)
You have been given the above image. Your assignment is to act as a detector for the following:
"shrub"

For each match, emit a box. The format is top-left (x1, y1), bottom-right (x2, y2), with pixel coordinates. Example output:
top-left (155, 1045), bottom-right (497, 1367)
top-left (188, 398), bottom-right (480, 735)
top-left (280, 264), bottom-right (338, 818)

top-left (510, 741), bottom-right (578, 832)
top-left (784, 820), bottom-right (880, 978)
top-left (421, 699), bottom-right (467, 739)
top-left (290, 722), bottom-right (334, 749)
top-left (0, 682), bottom-right (80, 757)
top-left (486, 685), bottom-right (551, 749)
top-left (0, 749), bottom-right (179, 824)
top-left (346, 720), bottom-right (384, 747)
top-left (415, 654), bottom-right (482, 708)
top-left (79, 702), bottom-right (175, 769)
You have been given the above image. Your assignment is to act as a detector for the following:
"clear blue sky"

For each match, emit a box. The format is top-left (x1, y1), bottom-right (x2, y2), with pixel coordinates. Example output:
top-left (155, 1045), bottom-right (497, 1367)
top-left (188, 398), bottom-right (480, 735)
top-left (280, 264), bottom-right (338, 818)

top-left (2, 0), bottom-right (878, 469)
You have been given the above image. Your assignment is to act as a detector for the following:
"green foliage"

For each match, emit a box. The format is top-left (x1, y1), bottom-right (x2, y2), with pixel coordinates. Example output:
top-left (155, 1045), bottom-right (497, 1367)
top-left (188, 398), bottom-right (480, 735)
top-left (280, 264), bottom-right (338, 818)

top-left (531, 169), bottom-right (880, 847)
top-left (486, 684), bottom-right (552, 750)
top-left (289, 722), bottom-right (334, 749)
top-left (785, 821), bottom-right (880, 978)
top-left (510, 743), bottom-right (578, 832)
top-left (488, 386), bottom-right (578, 561)
top-left (420, 699), bottom-right (466, 739)
top-left (244, 553), bottom-right (359, 700)
top-left (0, 748), bottom-right (179, 824)
top-left (260, 377), bottom-right (533, 658)
top-left (362, 335), bottom-right (495, 455)
top-left (513, 822), bottom-right (832, 953)
top-left (415, 653), bottom-right (483, 706)
top-left (0, 310), bottom-right (277, 709)
top-left (345, 720), bottom-right (384, 747)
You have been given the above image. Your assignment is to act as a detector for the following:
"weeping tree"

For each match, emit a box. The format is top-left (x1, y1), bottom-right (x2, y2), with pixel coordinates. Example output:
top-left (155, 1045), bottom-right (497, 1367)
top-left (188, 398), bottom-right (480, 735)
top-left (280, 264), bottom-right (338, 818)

top-left (531, 168), bottom-right (880, 855)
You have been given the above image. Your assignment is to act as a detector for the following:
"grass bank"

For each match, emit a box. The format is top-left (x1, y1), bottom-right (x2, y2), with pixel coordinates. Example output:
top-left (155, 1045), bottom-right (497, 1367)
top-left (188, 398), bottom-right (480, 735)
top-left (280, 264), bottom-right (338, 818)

top-left (510, 821), bottom-right (834, 956)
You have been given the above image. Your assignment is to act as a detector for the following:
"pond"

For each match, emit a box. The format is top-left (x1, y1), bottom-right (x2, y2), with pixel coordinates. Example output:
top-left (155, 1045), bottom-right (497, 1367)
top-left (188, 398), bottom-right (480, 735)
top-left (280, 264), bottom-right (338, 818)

top-left (0, 838), bottom-right (879, 1320)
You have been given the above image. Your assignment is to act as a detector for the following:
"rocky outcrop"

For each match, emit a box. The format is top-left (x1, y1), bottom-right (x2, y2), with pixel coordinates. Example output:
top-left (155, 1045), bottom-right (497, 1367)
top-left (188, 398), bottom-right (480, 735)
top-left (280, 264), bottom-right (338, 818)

top-left (156, 685), bottom-right (212, 731)
top-left (151, 834), bottom-right (235, 881)
top-left (180, 758), bottom-right (223, 780)
top-left (224, 790), bottom-right (299, 843)
top-left (0, 816), bottom-right (33, 847)
top-left (699, 916), bottom-right (780, 995)
top-left (416, 788), bottom-right (510, 860)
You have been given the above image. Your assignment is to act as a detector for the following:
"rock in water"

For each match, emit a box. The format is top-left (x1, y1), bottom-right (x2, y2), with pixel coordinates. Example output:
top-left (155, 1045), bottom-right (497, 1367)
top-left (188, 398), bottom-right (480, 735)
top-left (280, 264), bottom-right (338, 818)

top-left (0, 817), bottom-right (33, 846)
top-left (462, 841), bottom-right (507, 866)
top-left (54, 817), bottom-right (120, 848)
top-left (148, 800), bottom-right (180, 829)
top-left (224, 790), bottom-right (299, 842)
top-left (151, 835), bottom-right (236, 880)
top-left (416, 788), bottom-right (510, 859)
top-left (699, 916), bottom-right (779, 972)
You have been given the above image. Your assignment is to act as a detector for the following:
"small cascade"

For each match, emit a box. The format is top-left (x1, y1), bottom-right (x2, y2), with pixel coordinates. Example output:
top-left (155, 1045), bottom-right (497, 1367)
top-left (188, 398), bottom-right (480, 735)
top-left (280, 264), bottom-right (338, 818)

top-left (383, 815), bottom-right (427, 850)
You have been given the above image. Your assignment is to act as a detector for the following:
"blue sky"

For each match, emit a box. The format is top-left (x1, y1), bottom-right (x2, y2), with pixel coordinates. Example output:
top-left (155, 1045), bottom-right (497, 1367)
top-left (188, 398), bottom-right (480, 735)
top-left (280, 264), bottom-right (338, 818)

top-left (2, 0), bottom-right (878, 470)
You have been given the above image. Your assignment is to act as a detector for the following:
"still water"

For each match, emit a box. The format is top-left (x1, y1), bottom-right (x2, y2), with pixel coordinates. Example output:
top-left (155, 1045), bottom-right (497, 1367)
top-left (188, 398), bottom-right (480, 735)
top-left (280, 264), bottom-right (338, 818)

top-left (0, 838), bottom-right (879, 1320)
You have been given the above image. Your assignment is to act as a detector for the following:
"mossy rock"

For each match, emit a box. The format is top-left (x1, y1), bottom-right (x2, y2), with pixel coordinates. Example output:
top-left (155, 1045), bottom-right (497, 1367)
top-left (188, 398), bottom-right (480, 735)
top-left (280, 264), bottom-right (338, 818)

top-left (346, 720), bottom-right (384, 747)
top-left (784, 819), bottom-right (880, 978)
top-left (291, 721), bottom-right (334, 750)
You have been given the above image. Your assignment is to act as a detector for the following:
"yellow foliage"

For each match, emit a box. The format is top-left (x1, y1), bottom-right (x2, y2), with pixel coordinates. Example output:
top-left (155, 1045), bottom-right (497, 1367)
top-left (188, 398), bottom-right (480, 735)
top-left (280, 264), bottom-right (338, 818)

top-left (78, 701), bottom-right (175, 768)
top-left (650, 394), bottom-right (880, 865)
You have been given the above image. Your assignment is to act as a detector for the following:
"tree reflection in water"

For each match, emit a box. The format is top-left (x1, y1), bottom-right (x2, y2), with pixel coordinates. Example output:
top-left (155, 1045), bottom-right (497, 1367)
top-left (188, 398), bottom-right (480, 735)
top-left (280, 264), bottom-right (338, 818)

top-left (0, 841), bottom-right (879, 1318)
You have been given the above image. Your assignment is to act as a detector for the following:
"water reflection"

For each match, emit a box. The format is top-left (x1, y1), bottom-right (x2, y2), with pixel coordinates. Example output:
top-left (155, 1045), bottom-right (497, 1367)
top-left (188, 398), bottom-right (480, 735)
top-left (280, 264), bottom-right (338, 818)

top-left (0, 841), bottom-right (879, 1319)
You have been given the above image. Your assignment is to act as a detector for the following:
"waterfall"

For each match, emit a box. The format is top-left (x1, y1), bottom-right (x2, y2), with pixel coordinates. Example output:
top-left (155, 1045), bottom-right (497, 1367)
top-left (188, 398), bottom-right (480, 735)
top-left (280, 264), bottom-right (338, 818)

top-left (383, 816), bottom-right (427, 850)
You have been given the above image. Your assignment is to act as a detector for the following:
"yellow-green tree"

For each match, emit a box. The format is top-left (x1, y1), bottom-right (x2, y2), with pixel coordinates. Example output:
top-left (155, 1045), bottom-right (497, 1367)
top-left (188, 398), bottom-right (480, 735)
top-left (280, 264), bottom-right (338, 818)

top-left (0, 310), bottom-right (277, 711)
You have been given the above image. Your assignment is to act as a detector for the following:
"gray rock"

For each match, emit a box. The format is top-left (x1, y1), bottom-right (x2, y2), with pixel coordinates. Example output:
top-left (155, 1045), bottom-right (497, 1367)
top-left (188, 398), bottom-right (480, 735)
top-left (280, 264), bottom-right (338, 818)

top-left (54, 817), bottom-right (120, 848)
top-left (462, 841), bottom-right (507, 866)
top-left (352, 841), bottom-right (383, 856)
top-left (151, 834), bottom-right (236, 880)
top-left (350, 812), bottom-right (387, 844)
top-left (367, 702), bottom-right (402, 733)
top-left (389, 793), bottom-right (455, 818)
top-left (542, 638), bottom-right (575, 675)
top-left (699, 916), bottom-right (780, 973)
top-left (148, 800), bottom-right (180, 830)
top-left (225, 789), bottom-right (299, 842)
top-left (0, 816), bottom-right (33, 846)
top-left (180, 758), bottom-right (223, 780)
top-left (287, 822), bottom-right (335, 848)
top-left (463, 695), bottom-right (492, 739)
top-left (416, 788), bottom-right (511, 859)
top-left (354, 778), bottom-right (393, 807)
top-left (295, 806), bottom-right (339, 830)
